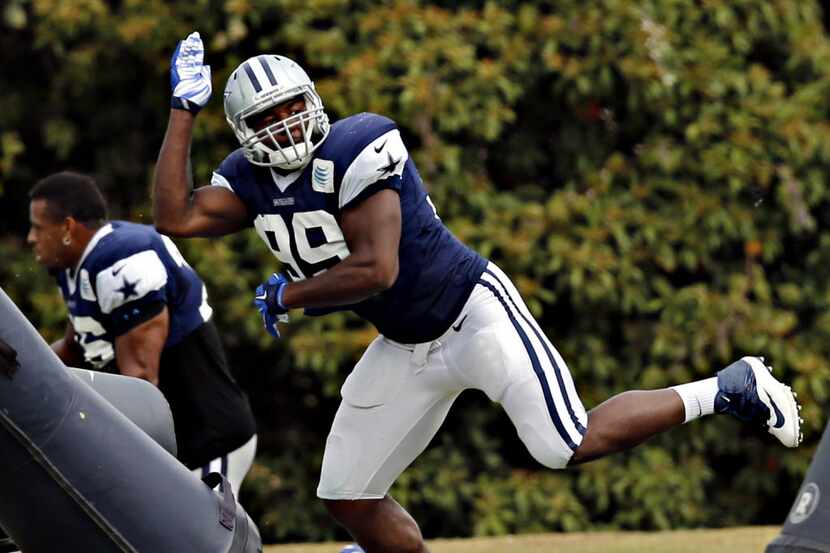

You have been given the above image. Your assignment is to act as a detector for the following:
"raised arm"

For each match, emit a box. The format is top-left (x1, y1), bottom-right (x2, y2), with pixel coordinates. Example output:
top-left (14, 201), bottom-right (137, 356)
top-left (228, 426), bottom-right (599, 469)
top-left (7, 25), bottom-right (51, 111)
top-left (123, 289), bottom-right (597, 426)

top-left (153, 31), bottom-right (248, 238)
top-left (154, 109), bottom-right (248, 237)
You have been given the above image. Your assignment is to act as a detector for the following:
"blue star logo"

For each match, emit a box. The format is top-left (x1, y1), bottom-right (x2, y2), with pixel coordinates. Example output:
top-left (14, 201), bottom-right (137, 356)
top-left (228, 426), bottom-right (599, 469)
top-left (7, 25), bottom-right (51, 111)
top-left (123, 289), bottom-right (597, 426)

top-left (377, 151), bottom-right (401, 177)
top-left (116, 276), bottom-right (139, 300)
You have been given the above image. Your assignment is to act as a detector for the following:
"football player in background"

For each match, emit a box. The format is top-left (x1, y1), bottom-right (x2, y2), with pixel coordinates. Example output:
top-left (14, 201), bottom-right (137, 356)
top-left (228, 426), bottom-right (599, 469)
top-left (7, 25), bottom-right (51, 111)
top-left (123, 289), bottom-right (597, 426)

top-left (153, 32), bottom-right (803, 553)
top-left (27, 171), bottom-right (258, 499)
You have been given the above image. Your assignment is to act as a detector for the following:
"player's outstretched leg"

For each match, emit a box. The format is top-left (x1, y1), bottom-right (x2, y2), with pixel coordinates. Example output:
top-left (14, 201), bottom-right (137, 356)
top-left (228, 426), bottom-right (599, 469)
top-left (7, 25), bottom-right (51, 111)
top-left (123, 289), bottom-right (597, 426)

top-left (569, 356), bottom-right (802, 465)
top-left (323, 496), bottom-right (429, 553)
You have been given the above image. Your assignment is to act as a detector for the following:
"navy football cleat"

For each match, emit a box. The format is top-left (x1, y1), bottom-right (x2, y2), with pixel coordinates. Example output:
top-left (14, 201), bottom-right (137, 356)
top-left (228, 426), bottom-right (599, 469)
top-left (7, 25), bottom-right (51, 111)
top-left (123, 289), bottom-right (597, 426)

top-left (715, 356), bottom-right (803, 448)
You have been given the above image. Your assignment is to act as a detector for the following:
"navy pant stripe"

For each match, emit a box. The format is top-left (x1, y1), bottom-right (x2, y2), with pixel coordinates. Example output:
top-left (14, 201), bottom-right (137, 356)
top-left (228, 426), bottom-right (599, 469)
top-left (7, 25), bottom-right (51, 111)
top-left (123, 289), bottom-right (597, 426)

top-left (478, 279), bottom-right (579, 451)
top-left (485, 269), bottom-right (586, 436)
top-left (220, 455), bottom-right (228, 493)
top-left (243, 61), bottom-right (262, 92)
top-left (258, 56), bottom-right (278, 86)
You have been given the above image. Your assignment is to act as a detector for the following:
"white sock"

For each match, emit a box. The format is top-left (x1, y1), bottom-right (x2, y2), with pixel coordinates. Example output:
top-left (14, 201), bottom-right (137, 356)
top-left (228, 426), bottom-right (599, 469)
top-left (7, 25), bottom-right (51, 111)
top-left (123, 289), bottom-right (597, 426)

top-left (671, 377), bottom-right (719, 423)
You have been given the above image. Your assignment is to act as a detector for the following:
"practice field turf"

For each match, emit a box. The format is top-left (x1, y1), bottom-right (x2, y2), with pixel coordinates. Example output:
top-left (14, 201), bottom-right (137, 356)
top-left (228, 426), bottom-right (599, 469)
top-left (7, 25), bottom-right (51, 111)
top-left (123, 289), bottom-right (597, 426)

top-left (265, 526), bottom-right (779, 553)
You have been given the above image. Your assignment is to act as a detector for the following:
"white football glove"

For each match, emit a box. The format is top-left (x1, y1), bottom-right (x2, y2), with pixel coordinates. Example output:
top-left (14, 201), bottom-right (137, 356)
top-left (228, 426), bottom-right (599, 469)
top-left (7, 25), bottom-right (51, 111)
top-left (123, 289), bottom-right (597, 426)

top-left (170, 31), bottom-right (212, 113)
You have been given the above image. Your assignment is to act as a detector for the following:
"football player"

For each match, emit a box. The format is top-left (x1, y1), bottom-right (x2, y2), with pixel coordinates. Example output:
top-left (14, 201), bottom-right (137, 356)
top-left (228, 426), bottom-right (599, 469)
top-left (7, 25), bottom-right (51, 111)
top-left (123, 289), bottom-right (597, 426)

top-left (27, 171), bottom-right (258, 499)
top-left (153, 32), bottom-right (802, 553)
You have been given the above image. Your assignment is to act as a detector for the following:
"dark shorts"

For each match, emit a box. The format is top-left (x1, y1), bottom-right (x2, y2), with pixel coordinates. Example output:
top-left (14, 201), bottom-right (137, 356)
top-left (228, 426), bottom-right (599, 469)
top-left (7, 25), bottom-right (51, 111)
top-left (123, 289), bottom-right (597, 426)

top-left (159, 320), bottom-right (257, 469)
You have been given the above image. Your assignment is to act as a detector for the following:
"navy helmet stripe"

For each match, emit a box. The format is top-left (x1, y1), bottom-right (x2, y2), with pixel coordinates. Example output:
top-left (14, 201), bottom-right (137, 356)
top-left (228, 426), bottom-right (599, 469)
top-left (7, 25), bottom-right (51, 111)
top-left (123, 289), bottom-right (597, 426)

top-left (484, 268), bottom-right (587, 435)
top-left (478, 278), bottom-right (579, 451)
top-left (243, 62), bottom-right (262, 93)
top-left (258, 56), bottom-right (278, 86)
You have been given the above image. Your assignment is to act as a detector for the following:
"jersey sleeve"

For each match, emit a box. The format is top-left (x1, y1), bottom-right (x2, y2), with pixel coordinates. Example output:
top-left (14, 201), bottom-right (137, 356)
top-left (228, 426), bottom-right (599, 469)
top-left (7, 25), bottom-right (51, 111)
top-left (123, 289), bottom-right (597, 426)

top-left (338, 129), bottom-right (408, 210)
top-left (210, 171), bottom-right (234, 191)
top-left (211, 150), bottom-right (242, 193)
top-left (94, 250), bottom-right (168, 336)
top-left (211, 149), bottom-right (255, 224)
top-left (210, 165), bottom-right (236, 194)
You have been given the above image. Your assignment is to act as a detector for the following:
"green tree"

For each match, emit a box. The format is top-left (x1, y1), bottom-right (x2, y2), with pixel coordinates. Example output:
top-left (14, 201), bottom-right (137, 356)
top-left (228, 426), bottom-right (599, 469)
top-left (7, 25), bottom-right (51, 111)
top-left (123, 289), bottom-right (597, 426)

top-left (3, 0), bottom-right (830, 541)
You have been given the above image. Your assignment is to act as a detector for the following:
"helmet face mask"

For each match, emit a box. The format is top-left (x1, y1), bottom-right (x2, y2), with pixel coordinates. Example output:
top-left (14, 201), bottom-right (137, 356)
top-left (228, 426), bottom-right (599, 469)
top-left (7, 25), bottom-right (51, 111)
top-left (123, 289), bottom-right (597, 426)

top-left (241, 108), bottom-right (313, 168)
top-left (224, 55), bottom-right (330, 170)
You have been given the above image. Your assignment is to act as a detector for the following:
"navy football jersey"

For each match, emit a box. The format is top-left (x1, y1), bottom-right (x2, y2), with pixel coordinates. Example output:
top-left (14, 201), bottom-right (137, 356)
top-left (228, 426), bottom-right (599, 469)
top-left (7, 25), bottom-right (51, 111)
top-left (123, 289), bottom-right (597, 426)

top-left (211, 112), bottom-right (488, 343)
top-left (56, 221), bottom-right (212, 368)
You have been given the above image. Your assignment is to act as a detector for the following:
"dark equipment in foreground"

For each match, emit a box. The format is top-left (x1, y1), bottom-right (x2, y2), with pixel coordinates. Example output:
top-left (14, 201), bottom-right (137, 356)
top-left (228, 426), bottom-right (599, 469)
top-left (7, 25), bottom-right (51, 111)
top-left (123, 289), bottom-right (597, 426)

top-left (0, 286), bottom-right (261, 553)
top-left (767, 421), bottom-right (830, 553)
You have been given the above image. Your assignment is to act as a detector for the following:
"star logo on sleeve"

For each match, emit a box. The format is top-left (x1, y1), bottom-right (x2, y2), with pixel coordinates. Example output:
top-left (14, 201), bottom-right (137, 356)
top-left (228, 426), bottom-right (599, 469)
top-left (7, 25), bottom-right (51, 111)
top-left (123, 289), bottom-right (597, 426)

top-left (116, 276), bottom-right (140, 300)
top-left (377, 151), bottom-right (402, 177)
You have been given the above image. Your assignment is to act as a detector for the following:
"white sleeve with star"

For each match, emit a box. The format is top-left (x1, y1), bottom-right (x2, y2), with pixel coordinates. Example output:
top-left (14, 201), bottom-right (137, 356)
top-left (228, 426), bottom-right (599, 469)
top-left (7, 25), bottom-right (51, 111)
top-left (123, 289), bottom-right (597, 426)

top-left (339, 129), bottom-right (409, 209)
top-left (95, 250), bottom-right (169, 315)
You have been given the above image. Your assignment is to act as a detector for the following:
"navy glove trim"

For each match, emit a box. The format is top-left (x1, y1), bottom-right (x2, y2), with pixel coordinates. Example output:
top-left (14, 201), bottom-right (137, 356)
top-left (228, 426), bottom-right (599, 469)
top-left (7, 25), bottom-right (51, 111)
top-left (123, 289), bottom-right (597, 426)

top-left (171, 96), bottom-right (202, 114)
top-left (267, 281), bottom-right (287, 315)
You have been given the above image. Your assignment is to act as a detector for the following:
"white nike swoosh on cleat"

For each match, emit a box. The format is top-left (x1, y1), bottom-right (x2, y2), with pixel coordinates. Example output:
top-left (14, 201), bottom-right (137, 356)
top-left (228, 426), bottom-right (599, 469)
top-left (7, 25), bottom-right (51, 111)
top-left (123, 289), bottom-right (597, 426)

top-left (743, 356), bottom-right (802, 448)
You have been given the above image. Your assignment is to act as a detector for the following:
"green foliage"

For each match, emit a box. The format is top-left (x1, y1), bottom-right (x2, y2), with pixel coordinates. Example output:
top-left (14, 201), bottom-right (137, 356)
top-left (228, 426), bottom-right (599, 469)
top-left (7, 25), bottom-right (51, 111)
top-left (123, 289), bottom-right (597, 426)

top-left (4, 0), bottom-right (830, 542)
top-left (242, 454), bottom-right (335, 543)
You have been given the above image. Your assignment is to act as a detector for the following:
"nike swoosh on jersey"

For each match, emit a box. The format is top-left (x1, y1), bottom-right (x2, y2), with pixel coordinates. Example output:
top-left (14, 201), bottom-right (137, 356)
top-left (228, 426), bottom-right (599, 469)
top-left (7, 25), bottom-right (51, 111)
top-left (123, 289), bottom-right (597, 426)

top-left (374, 139), bottom-right (388, 153)
top-left (452, 314), bottom-right (468, 332)
top-left (111, 265), bottom-right (126, 276)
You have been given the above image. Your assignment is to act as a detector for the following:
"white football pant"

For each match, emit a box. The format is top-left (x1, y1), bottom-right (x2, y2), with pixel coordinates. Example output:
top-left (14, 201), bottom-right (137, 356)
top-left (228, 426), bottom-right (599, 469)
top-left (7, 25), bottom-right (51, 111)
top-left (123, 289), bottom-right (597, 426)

top-left (317, 263), bottom-right (587, 500)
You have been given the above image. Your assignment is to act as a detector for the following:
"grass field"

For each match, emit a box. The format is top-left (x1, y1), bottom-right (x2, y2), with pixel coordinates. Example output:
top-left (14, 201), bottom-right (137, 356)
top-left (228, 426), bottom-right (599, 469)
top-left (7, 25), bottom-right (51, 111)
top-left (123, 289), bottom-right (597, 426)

top-left (265, 525), bottom-right (780, 553)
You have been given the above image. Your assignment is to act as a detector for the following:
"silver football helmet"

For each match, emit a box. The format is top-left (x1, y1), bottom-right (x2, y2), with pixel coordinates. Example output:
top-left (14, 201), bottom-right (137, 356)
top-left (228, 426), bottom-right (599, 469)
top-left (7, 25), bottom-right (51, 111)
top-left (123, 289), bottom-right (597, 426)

top-left (223, 55), bottom-right (330, 170)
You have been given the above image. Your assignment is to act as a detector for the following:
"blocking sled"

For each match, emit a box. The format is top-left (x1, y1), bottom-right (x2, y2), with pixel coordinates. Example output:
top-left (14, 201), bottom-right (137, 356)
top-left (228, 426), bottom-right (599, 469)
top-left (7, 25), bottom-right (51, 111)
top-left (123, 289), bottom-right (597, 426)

top-left (0, 286), bottom-right (261, 553)
top-left (767, 421), bottom-right (830, 553)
